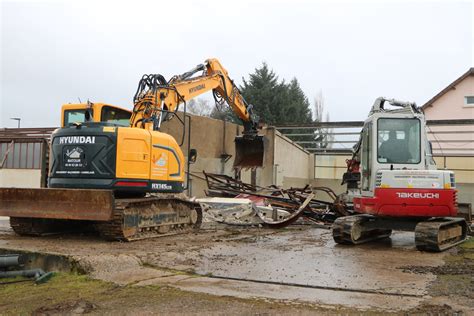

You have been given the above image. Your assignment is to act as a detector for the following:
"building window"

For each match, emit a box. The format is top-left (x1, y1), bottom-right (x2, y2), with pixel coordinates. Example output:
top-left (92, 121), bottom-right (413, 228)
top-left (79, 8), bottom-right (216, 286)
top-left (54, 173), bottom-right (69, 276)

top-left (465, 96), bottom-right (474, 106)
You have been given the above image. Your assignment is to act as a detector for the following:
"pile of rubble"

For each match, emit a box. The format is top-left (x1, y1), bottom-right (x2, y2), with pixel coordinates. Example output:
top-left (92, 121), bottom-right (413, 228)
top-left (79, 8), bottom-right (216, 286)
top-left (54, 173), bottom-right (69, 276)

top-left (196, 172), bottom-right (351, 228)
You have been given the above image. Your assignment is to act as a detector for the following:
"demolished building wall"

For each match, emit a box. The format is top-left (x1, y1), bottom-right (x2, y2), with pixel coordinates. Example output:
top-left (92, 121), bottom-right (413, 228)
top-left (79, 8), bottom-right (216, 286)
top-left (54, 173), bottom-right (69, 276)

top-left (273, 128), bottom-right (312, 188)
top-left (159, 112), bottom-right (246, 197)
top-left (160, 115), bottom-right (314, 197)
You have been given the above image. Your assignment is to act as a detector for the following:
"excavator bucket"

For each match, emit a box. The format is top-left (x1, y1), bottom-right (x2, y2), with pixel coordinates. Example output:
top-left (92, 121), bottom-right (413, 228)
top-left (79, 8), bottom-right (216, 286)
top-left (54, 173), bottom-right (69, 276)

top-left (233, 135), bottom-right (266, 169)
top-left (0, 188), bottom-right (114, 221)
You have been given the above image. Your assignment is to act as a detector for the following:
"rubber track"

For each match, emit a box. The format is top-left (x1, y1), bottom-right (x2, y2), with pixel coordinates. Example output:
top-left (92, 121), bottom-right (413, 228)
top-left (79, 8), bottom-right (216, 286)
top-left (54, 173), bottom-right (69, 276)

top-left (96, 196), bottom-right (203, 241)
top-left (332, 215), bottom-right (391, 245)
top-left (415, 218), bottom-right (467, 252)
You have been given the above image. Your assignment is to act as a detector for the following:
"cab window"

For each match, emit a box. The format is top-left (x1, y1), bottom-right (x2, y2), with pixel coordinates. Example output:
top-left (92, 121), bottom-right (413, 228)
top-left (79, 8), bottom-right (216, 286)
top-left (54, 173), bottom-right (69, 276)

top-left (101, 106), bottom-right (131, 126)
top-left (361, 123), bottom-right (372, 191)
top-left (64, 109), bottom-right (93, 126)
top-left (377, 118), bottom-right (421, 164)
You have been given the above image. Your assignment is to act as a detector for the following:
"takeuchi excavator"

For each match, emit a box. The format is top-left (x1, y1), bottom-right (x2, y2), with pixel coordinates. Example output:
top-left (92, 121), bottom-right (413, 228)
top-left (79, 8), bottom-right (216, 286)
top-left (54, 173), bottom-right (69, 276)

top-left (0, 58), bottom-right (264, 240)
top-left (333, 97), bottom-right (468, 251)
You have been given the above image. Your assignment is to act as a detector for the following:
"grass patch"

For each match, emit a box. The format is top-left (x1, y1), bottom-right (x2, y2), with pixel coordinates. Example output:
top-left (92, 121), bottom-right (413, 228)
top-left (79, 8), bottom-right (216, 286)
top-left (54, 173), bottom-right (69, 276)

top-left (0, 273), bottom-right (111, 315)
top-left (460, 236), bottom-right (474, 249)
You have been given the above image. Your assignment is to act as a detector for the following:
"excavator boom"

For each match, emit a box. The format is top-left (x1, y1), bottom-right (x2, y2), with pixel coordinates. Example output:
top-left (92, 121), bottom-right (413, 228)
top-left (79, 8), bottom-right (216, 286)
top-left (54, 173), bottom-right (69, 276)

top-left (130, 58), bottom-right (264, 168)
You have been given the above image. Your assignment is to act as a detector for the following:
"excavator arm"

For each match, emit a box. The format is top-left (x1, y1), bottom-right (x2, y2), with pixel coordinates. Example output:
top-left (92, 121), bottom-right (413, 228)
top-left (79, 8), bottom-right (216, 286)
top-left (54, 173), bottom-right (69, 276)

top-left (130, 58), bottom-right (264, 168)
top-left (130, 59), bottom-right (257, 133)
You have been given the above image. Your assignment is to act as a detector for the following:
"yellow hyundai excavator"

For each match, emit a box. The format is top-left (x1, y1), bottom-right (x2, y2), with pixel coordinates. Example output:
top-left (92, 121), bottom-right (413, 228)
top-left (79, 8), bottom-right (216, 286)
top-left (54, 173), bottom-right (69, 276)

top-left (0, 58), bottom-right (264, 240)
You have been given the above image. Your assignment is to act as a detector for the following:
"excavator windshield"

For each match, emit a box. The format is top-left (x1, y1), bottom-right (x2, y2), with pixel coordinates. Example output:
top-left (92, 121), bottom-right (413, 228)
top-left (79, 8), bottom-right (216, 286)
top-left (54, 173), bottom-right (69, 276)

top-left (100, 106), bottom-right (130, 126)
top-left (377, 118), bottom-right (421, 164)
top-left (61, 103), bottom-right (131, 127)
top-left (64, 109), bottom-right (91, 126)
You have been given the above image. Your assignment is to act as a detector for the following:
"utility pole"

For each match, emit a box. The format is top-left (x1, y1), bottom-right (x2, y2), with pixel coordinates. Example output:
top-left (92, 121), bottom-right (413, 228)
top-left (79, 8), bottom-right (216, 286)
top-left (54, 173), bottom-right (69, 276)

top-left (10, 117), bottom-right (21, 128)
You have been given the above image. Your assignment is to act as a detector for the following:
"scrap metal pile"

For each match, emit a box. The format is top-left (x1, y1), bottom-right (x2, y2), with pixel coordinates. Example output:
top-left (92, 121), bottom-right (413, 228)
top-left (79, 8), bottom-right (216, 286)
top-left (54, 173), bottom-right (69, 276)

top-left (198, 172), bottom-right (351, 228)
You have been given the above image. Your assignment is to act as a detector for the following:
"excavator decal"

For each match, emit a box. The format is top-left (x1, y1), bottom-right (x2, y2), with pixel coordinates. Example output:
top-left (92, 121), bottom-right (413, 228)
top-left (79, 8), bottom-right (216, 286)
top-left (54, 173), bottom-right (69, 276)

top-left (59, 136), bottom-right (96, 144)
top-left (152, 144), bottom-right (181, 177)
top-left (189, 84), bottom-right (205, 94)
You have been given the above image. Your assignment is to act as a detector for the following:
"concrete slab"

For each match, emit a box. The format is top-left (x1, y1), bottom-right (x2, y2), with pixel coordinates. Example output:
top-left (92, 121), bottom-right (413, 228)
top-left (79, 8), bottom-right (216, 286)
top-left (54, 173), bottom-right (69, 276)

top-left (75, 254), bottom-right (174, 285)
top-left (133, 274), bottom-right (195, 287)
top-left (150, 228), bottom-right (444, 297)
top-left (173, 276), bottom-right (422, 311)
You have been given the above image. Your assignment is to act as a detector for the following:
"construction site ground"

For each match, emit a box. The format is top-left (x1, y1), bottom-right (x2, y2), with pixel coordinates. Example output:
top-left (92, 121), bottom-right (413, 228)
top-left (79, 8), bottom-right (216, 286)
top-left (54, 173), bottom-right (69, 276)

top-left (0, 217), bottom-right (472, 315)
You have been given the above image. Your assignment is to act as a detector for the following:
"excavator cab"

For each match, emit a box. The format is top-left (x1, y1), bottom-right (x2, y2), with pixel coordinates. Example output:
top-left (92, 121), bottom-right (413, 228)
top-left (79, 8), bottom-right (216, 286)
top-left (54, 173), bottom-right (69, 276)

top-left (61, 103), bottom-right (131, 127)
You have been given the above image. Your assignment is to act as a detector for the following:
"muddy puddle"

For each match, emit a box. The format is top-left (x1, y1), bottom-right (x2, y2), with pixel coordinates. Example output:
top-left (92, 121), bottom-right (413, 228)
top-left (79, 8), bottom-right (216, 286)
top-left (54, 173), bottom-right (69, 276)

top-left (0, 249), bottom-right (73, 273)
top-left (188, 229), bottom-right (445, 296)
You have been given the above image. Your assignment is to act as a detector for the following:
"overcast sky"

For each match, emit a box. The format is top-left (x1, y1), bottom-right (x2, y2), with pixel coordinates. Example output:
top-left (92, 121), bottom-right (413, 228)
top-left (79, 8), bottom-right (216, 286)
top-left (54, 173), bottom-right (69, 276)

top-left (1, 0), bottom-right (473, 128)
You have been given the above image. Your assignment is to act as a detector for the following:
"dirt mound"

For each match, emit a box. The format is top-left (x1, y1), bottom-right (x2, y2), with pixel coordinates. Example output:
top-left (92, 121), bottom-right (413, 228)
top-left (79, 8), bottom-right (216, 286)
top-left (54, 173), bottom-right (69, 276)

top-left (73, 254), bottom-right (172, 285)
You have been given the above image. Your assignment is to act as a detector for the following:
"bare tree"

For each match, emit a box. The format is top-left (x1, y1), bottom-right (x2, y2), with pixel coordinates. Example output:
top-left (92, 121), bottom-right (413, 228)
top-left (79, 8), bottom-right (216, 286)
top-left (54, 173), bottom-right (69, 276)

top-left (312, 91), bottom-right (333, 149)
top-left (313, 90), bottom-right (325, 123)
top-left (186, 98), bottom-right (212, 117)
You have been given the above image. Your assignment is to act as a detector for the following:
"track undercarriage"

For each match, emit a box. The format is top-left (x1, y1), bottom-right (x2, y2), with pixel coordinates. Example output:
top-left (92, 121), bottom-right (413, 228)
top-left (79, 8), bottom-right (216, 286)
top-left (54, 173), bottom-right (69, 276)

top-left (2, 188), bottom-right (202, 241)
top-left (94, 195), bottom-right (202, 241)
top-left (332, 214), bottom-right (468, 252)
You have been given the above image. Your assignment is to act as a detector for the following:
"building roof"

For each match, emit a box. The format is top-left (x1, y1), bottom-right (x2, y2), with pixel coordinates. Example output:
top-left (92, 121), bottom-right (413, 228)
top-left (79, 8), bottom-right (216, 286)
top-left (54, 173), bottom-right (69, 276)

top-left (422, 67), bottom-right (474, 109)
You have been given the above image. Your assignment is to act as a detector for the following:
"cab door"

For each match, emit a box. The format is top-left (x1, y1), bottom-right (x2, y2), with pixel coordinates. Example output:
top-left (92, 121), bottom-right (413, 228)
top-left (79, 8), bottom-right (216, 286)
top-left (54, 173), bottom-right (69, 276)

top-left (361, 122), bottom-right (373, 195)
top-left (116, 127), bottom-right (151, 180)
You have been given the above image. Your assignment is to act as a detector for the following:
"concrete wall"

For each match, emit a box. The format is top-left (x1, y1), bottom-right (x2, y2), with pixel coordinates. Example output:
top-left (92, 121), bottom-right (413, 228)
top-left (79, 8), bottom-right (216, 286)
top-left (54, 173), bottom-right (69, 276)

top-left (314, 155), bottom-right (351, 180)
top-left (273, 130), bottom-right (312, 188)
top-left (244, 127), bottom-right (313, 189)
top-left (311, 155), bottom-right (349, 203)
top-left (164, 116), bottom-right (314, 196)
top-left (160, 112), bottom-right (247, 197)
top-left (0, 169), bottom-right (42, 188)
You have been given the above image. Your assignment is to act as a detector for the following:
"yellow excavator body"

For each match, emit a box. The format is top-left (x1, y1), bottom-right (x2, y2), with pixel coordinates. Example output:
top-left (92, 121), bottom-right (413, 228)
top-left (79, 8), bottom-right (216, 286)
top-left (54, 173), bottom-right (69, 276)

top-left (0, 58), bottom-right (265, 240)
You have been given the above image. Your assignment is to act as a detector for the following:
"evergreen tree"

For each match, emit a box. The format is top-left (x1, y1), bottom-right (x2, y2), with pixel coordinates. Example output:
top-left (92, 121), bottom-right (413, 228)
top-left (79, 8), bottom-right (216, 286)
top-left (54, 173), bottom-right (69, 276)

top-left (240, 62), bottom-right (281, 125)
top-left (240, 63), bottom-right (312, 125)
top-left (210, 62), bottom-right (313, 128)
top-left (282, 78), bottom-right (313, 125)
